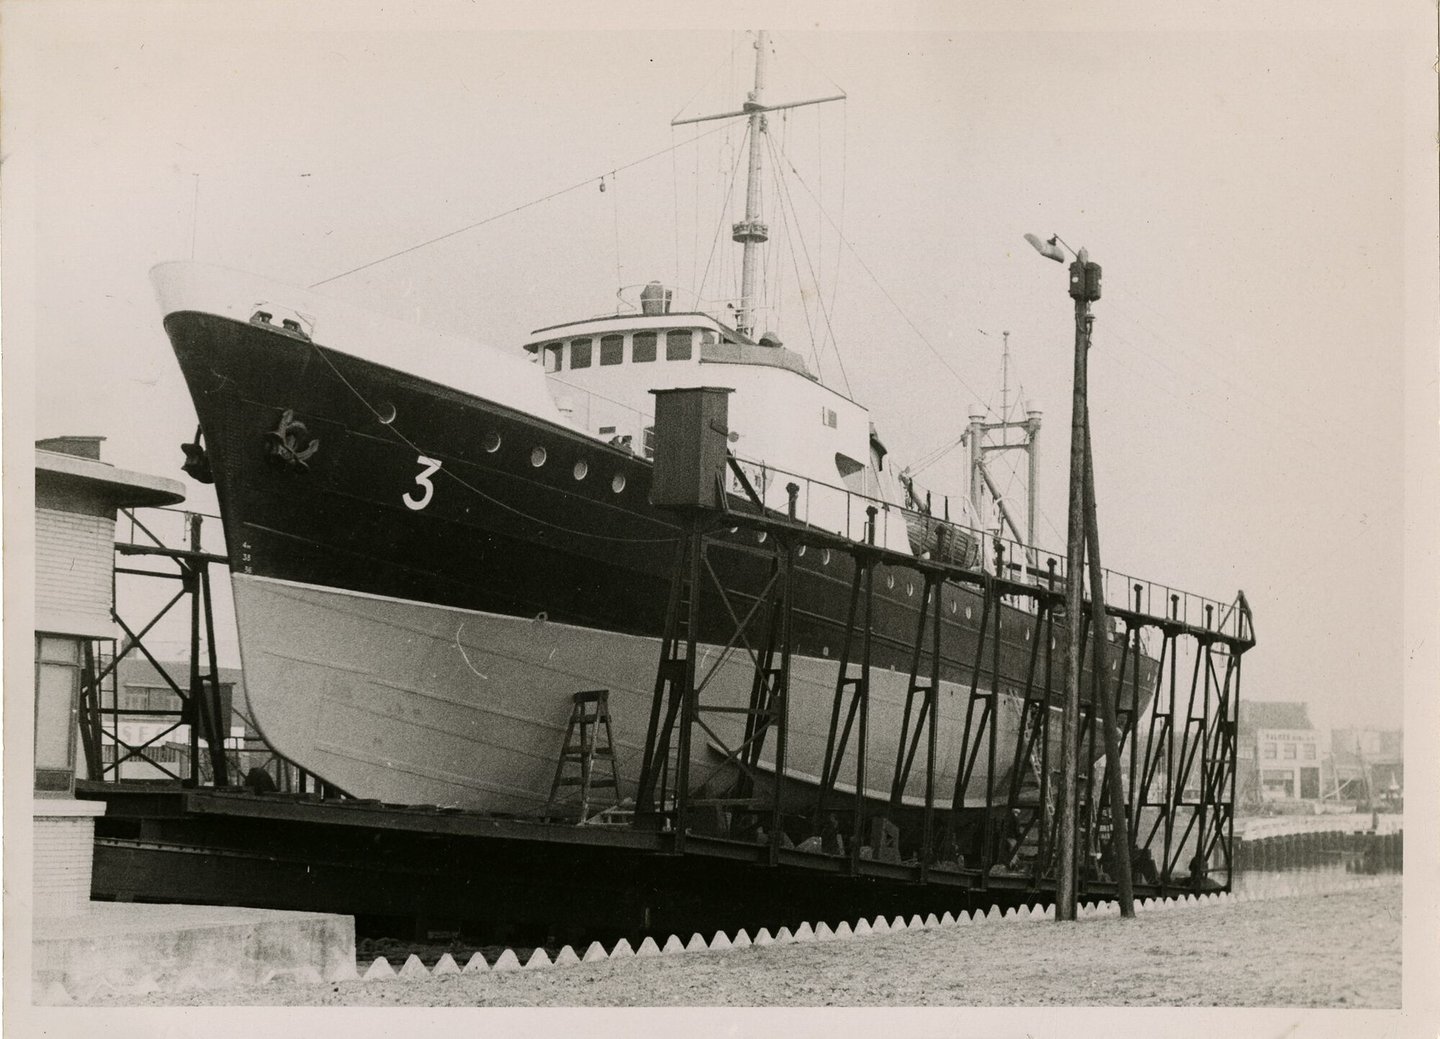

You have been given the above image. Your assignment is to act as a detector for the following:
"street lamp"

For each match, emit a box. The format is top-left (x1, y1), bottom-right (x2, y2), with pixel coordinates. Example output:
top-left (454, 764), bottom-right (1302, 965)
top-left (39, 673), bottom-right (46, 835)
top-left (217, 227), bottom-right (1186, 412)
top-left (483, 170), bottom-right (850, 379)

top-left (1025, 231), bottom-right (1134, 922)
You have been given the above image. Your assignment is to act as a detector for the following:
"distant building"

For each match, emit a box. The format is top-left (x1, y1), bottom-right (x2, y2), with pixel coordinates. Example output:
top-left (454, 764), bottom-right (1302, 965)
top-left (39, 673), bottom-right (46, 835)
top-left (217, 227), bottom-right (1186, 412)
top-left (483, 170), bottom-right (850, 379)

top-left (1330, 727), bottom-right (1403, 804)
top-left (107, 658), bottom-right (245, 780)
top-left (1235, 701), bottom-right (1321, 805)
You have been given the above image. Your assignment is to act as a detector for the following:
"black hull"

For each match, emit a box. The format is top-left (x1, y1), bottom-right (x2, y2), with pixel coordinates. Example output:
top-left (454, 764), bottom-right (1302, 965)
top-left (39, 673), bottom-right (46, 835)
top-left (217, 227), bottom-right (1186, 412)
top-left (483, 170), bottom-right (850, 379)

top-left (171, 311), bottom-right (1142, 697)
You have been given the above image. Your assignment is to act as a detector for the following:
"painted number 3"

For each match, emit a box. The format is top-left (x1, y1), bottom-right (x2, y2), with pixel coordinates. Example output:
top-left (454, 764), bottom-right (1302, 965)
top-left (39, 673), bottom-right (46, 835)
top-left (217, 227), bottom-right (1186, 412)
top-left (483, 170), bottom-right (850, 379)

top-left (404, 455), bottom-right (442, 510)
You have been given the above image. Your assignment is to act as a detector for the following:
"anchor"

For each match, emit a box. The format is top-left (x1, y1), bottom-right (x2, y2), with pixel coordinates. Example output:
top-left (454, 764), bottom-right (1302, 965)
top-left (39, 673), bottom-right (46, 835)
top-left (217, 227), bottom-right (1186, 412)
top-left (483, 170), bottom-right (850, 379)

top-left (264, 409), bottom-right (320, 470)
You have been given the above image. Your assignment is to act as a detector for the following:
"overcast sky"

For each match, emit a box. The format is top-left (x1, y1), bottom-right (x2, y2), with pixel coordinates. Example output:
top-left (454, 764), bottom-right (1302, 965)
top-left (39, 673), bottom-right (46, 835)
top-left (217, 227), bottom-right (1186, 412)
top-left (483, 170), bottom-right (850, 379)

top-left (6, 3), bottom-right (1431, 737)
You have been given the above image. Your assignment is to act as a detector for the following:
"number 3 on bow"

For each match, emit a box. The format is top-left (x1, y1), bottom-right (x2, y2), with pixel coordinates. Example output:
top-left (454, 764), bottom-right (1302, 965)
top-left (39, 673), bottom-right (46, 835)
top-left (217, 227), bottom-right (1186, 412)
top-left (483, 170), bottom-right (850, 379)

top-left (404, 455), bottom-right (442, 510)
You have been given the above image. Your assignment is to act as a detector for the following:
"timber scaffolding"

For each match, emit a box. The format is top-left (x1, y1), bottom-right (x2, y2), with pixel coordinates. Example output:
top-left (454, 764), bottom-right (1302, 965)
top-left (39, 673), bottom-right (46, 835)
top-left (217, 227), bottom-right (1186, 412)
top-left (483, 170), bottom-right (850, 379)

top-left (82, 466), bottom-right (1254, 943)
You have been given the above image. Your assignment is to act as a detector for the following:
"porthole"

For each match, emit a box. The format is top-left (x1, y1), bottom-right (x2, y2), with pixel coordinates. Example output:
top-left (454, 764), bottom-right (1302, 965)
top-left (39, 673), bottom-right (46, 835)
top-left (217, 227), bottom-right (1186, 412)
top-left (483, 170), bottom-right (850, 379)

top-left (797, 545), bottom-right (807, 557)
top-left (1051, 637), bottom-right (1057, 649)
top-left (530, 446), bottom-right (547, 468)
top-left (376, 402), bottom-right (397, 425)
top-left (483, 431), bottom-right (501, 453)
top-left (906, 581), bottom-right (914, 597)
top-left (612, 473), bottom-right (626, 493)
top-left (965, 606), bottom-right (973, 620)
top-left (573, 460), bottom-right (589, 481)
top-left (1111, 660), bottom-right (1118, 671)
top-left (949, 599), bottom-right (957, 615)
top-left (1025, 627), bottom-right (1031, 641)
top-left (886, 574), bottom-right (895, 590)
top-left (822, 549), bottom-right (831, 566)
top-left (757, 531), bottom-right (768, 544)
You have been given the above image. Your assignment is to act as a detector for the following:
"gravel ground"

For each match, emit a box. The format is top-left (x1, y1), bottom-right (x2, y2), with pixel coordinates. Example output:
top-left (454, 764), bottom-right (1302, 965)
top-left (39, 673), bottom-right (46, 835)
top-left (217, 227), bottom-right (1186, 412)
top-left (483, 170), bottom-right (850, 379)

top-left (87, 880), bottom-right (1402, 1008)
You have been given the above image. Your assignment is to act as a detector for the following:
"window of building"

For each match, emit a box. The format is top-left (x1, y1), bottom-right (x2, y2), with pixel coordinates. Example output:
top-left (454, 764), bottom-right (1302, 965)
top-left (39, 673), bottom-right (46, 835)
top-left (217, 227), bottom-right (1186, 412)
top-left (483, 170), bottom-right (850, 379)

top-left (1261, 742), bottom-right (1276, 759)
top-left (699, 329), bottom-right (719, 347)
top-left (1282, 743), bottom-right (1296, 760)
top-left (600, 334), bottom-right (624, 366)
top-left (632, 331), bottom-right (657, 363)
top-left (1261, 770), bottom-right (1294, 798)
top-left (542, 343), bottom-right (562, 373)
top-left (35, 636), bottom-right (82, 792)
top-left (570, 338), bottom-right (592, 369)
top-left (1302, 743), bottom-right (1315, 760)
top-left (665, 330), bottom-right (693, 361)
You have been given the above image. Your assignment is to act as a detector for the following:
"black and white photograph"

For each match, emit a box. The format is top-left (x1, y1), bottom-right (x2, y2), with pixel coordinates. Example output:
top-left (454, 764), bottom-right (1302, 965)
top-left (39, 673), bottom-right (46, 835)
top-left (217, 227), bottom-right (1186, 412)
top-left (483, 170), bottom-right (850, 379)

top-left (4, 2), bottom-right (1436, 1036)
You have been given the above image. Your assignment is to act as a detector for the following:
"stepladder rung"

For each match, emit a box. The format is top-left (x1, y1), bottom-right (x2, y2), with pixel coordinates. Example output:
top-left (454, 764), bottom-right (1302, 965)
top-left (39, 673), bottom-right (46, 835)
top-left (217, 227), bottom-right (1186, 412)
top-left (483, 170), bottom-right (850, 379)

top-left (547, 688), bottom-right (622, 822)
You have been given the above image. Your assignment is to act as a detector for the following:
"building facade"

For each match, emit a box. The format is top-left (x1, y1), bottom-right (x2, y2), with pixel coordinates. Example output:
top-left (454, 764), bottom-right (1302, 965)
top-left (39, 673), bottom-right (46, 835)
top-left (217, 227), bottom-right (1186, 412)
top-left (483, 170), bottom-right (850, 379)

top-left (33, 436), bottom-right (185, 917)
top-left (1235, 700), bottom-right (1319, 807)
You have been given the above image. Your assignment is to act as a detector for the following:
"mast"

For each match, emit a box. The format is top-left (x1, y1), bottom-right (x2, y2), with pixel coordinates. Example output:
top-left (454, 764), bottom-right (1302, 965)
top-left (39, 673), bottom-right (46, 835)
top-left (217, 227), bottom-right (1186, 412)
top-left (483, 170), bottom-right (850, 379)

top-left (732, 30), bottom-right (771, 338)
top-left (671, 31), bottom-right (845, 340)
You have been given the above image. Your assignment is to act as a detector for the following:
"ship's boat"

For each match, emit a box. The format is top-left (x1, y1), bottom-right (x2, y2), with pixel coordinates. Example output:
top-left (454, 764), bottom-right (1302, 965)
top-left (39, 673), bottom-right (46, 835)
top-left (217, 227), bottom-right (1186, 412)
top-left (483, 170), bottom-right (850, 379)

top-left (155, 33), bottom-right (1157, 825)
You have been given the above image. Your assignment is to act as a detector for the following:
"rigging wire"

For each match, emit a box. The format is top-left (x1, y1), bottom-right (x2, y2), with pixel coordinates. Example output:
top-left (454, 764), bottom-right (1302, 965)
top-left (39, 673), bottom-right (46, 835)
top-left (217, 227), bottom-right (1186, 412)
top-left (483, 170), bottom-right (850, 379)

top-left (610, 174), bottom-right (623, 293)
top-left (778, 156), bottom-right (986, 406)
top-left (765, 137), bottom-right (824, 381)
top-left (670, 32), bottom-right (745, 126)
top-left (826, 101), bottom-right (848, 359)
top-left (765, 132), bottom-right (851, 395)
top-left (696, 124), bottom-right (751, 317)
top-left (308, 123), bottom-right (733, 289)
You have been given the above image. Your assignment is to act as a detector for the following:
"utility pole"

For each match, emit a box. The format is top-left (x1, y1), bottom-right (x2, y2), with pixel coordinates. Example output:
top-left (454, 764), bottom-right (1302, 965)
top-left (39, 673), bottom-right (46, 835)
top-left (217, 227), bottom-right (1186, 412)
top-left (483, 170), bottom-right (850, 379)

top-left (1056, 252), bottom-right (1092, 921)
top-left (1025, 233), bottom-right (1134, 921)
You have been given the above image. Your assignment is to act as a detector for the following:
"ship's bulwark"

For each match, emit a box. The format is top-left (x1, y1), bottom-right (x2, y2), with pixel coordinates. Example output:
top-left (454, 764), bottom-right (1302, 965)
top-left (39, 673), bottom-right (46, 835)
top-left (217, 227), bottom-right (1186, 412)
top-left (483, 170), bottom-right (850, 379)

top-left (167, 309), bottom-right (1150, 814)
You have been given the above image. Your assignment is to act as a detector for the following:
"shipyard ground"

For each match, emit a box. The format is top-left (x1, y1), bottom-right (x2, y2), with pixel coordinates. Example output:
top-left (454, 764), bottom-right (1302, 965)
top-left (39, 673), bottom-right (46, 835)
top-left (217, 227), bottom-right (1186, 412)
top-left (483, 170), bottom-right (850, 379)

top-left (87, 880), bottom-right (1400, 1008)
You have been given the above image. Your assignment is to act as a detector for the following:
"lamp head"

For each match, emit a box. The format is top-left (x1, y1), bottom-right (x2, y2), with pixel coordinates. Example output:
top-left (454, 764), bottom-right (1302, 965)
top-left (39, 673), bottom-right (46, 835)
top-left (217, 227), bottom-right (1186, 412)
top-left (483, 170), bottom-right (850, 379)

top-left (1024, 233), bottom-right (1066, 263)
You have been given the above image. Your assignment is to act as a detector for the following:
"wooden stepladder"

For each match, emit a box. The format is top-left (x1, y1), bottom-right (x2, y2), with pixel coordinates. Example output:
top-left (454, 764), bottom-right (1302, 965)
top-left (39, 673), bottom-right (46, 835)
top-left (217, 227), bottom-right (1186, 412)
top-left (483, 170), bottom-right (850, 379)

top-left (547, 690), bottom-right (620, 823)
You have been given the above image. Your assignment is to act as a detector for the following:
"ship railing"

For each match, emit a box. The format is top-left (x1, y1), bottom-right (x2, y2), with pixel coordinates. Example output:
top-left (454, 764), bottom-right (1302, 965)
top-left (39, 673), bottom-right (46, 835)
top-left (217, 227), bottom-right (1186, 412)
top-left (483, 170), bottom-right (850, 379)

top-left (544, 376), bottom-right (656, 454)
top-left (728, 452), bottom-right (1057, 580)
top-left (535, 379), bottom-right (1250, 641)
top-left (729, 453), bottom-right (1253, 644)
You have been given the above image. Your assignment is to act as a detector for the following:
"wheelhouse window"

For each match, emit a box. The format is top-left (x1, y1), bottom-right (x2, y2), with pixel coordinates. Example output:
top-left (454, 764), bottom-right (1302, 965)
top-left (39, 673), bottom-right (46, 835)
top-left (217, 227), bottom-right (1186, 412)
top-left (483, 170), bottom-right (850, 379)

top-left (666, 329), bottom-right (693, 361)
top-left (600, 334), bottom-right (624, 366)
top-left (570, 337), bottom-right (592, 369)
top-left (633, 331), bottom-right (657, 363)
top-left (541, 343), bottom-right (562, 373)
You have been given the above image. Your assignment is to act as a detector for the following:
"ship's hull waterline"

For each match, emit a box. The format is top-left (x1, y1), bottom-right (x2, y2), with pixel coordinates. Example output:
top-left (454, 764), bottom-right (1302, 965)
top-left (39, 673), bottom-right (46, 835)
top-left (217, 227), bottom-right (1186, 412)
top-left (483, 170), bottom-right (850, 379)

top-left (159, 264), bottom-right (1151, 818)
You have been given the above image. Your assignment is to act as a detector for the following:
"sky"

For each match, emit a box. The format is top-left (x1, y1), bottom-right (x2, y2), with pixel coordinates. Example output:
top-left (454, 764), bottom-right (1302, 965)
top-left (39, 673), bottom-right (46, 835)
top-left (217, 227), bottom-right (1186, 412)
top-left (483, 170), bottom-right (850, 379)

top-left (5, 3), bottom-right (1431, 739)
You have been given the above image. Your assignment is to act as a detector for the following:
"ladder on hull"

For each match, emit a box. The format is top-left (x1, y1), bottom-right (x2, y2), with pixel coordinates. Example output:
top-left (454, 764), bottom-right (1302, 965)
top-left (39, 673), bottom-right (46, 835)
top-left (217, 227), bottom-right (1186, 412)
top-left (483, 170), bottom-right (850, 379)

top-left (547, 689), bottom-right (620, 824)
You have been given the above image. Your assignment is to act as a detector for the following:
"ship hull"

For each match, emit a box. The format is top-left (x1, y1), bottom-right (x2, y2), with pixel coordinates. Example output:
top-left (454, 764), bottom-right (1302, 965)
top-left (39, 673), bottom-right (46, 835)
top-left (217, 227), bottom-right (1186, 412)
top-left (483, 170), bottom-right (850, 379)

top-left (159, 268), bottom-right (1151, 818)
top-left (231, 573), bottom-right (1023, 813)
